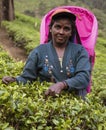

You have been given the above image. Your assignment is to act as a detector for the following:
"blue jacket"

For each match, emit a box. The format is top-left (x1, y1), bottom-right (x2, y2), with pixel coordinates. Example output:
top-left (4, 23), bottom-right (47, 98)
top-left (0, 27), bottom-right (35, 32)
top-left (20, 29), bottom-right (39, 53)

top-left (16, 41), bottom-right (91, 95)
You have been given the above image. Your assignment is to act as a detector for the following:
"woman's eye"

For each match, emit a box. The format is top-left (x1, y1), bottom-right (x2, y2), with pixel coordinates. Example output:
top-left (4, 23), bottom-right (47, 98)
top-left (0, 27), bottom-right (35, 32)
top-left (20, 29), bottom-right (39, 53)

top-left (55, 25), bottom-right (61, 29)
top-left (64, 27), bottom-right (71, 31)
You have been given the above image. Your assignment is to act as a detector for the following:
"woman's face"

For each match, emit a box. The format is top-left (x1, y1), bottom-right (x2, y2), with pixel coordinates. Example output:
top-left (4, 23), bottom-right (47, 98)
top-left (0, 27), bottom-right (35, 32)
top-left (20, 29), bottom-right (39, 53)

top-left (50, 18), bottom-right (72, 46)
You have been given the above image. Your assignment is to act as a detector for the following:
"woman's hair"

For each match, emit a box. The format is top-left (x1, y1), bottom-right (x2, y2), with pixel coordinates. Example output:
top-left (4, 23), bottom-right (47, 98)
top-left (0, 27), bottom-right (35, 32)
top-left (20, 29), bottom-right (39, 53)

top-left (48, 15), bottom-right (81, 44)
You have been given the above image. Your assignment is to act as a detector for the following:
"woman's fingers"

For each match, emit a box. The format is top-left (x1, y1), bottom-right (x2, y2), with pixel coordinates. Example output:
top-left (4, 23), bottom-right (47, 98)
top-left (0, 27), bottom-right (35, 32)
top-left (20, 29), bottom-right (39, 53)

top-left (2, 76), bottom-right (16, 85)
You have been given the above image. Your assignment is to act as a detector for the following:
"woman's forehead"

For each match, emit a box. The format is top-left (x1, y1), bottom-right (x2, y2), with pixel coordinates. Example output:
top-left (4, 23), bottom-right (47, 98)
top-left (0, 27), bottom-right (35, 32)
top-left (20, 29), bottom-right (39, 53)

top-left (53, 19), bottom-right (72, 26)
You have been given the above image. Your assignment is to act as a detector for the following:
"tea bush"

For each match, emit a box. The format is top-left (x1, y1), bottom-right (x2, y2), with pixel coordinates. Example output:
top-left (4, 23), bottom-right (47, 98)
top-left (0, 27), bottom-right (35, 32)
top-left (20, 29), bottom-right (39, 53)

top-left (2, 13), bottom-right (40, 54)
top-left (15, 12), bottom-right (41, 32)
top-left (0, 12), bottom-right (106, 130)
top-left (0, 42), bottom-right (106, 129)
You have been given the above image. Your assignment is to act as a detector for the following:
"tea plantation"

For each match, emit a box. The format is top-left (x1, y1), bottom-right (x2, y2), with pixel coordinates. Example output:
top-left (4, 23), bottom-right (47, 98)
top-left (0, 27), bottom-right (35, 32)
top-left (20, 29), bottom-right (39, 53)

top-left (0, 13), bottom-right (106, 130)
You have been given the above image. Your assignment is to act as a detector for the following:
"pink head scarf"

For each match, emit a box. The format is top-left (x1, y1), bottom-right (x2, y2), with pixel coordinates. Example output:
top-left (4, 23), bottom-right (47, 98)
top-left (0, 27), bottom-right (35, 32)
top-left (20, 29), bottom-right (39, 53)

top-left (40, 6), bottom-right (98, 92)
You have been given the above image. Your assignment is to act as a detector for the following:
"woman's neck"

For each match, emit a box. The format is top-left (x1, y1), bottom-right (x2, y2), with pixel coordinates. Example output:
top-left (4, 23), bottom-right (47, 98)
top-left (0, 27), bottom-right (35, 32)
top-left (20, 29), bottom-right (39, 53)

top-left (54, 44), bottom-right (66, 58)
top-left (53, 42), bottom-right (67, 49)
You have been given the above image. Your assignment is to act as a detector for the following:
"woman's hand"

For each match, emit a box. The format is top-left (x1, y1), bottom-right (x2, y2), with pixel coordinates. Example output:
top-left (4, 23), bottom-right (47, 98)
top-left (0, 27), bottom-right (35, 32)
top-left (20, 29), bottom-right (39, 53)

top-left (2, 76), bottom-right (16, 85)
top-left (45, 82), bottom-right (67, 97)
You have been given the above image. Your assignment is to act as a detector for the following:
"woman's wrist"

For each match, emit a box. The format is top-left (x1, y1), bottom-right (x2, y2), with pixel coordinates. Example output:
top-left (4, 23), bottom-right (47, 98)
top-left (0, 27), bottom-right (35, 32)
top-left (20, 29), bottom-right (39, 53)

top-left (61, 81), bottom-right (68, 90)
top-left (11, 77), bottom-right (16, 82)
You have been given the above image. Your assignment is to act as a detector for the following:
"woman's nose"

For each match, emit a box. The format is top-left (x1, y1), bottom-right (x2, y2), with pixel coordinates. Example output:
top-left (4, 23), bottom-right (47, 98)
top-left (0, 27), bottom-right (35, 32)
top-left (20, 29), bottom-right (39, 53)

top-left (59, 28), bottom-right (64, 34)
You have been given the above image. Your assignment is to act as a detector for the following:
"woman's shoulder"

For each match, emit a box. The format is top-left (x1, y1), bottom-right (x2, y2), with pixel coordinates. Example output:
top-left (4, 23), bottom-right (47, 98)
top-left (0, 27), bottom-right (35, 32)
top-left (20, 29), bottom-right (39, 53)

top-left (31, 42), bottom-right (49, 51)
top-left (70, 42), bottom-right (83, 48)
top-left (36, 42), bottom-right (50, 50)
top-left (30, 42), bottom-right (51, 57)
top-left (70, 42), bottom-right (86, 51)
top-left (69, 42), bottom-right (88, 55)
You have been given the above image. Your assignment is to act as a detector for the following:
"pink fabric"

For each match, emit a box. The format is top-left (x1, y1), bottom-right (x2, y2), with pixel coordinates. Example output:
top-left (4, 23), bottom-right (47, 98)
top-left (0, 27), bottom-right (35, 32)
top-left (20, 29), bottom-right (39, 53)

top-left (40, 6), bottom-right (98, 93)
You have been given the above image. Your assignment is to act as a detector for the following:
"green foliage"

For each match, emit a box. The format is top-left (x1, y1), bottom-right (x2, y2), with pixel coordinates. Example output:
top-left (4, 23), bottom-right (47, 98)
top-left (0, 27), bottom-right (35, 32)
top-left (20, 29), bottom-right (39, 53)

top-left (91, 37), bottom-right (106, 104)
top-left (0, 47), bottom-right (24, 78)
top-left (2, 13), bottom-right (40, 54)
top-left (0, 80), bottom-right (106, 129)
top-left (0, 2), bottom-right (106, 129)
top-left (15, 12), bottom-right (41, 31)
top-left (0, 38), bottom-right (106, 129)
top-left (92, 8), bottom-right (106, 38)
top-left (14, 0), bottom-right (39, 14)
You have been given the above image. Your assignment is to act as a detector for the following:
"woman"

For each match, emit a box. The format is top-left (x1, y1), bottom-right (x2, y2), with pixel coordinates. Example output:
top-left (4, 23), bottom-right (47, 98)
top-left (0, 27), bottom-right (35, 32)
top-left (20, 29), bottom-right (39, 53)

top-left (2, 8), bottom-right (91, 98)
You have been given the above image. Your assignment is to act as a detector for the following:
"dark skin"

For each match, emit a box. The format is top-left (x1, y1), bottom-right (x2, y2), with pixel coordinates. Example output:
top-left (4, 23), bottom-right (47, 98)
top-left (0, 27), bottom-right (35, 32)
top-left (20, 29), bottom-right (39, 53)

top-left (2, 18), bottom-right (72, 97)
top-left (2, 76), bottom-right (16, 85)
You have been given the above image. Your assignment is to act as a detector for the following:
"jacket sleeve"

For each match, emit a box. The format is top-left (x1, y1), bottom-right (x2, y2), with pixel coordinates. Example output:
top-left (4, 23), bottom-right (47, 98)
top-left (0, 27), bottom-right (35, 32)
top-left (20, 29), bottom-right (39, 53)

top-left (65, 47), bottom-right (91, 91)
top-left (16, 48), bottom-right (39, 84)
